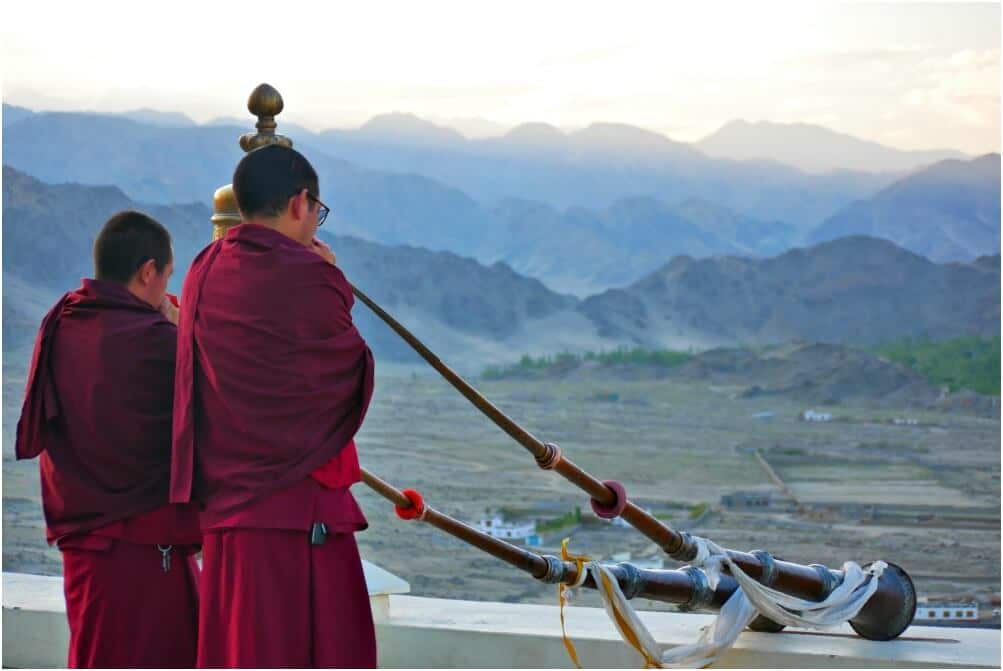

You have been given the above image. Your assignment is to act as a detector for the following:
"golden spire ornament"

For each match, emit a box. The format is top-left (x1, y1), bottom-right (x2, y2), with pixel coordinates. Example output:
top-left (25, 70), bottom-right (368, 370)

top-left (210, 83), bottom-right (293, 240)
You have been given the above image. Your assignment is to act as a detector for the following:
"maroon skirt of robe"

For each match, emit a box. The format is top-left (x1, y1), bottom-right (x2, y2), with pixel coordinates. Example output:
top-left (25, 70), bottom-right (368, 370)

top-left (61, 538), bottom-right (199, 668)
top-left (197, 528), bottom-right (376, 668)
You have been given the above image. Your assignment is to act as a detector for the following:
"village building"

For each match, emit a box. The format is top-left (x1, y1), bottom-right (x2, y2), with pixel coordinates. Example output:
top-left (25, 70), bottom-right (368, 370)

top-left (800, 409), bottom-right (833, 422)
top-left (915, 602), bottom-right (980, 623)
top-left (474, 513), bottom-right (537, 542)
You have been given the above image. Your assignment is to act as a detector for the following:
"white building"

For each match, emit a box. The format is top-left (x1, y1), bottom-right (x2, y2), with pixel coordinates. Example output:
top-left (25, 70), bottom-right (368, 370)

top-left (915, 602), bottom-right (980, 622)
top-left (800, 409), bottom-right (833, 422)
top-left (474, 514), bottom-right (536, 541)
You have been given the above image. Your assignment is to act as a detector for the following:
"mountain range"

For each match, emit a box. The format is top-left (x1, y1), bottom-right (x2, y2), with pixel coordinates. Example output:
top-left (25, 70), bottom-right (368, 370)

top-left (4, 104), bottom-right (998, 296)
top-left (2, 104), bottom-right (890, 229)
top-left (4, 167), bottom-right (998, 369)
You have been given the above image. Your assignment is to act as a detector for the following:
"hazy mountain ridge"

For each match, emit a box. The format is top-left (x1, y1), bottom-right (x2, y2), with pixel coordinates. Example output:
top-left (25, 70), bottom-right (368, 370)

top-left (0, 108), bottom-right (816, 293)
top-left (2, 103), bottom-right (34, 127)
top-left (485, 196), bottom-right (799, 295)
top-left (310, 117), bottom-right (892, 229)
top-left (698, 119), bottom-right (969, 174)
top-left (810, 154), bottom-right (1002, 262)
top-left (0, 104), bottom-right (886, 232)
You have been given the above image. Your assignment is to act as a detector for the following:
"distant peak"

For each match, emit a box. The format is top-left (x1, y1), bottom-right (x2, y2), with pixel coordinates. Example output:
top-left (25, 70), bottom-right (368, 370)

top-left (576, 121), bottom-right (677, 142)
top-left (503, 122), bottom-right (566, 142)
top-left (118, 108), bottom-right (196, 127)
top-left (357, 113), bottom-right (464, 142)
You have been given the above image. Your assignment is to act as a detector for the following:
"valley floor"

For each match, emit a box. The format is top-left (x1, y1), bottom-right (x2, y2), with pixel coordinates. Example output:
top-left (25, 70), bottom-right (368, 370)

top-left (4, 366), bottom-right (999, 611)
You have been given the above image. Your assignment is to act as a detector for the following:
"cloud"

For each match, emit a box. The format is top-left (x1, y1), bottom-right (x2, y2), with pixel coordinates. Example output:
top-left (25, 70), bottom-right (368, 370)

top-left (793, 44), bottom-right (935, 69)
top-left (906, 48), bottom-right (1000, 128)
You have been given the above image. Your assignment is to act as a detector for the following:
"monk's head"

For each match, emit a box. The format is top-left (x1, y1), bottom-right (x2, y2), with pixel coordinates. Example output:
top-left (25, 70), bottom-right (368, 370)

top-left (232, 144), bottom-right (324, 246)
top-left (93, 210), bottom-right (174, 308)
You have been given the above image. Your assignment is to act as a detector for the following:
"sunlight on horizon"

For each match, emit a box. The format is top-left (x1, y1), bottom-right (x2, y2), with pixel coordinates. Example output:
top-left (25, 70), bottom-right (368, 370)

top-left (1, 0), bottom-right (999, 153)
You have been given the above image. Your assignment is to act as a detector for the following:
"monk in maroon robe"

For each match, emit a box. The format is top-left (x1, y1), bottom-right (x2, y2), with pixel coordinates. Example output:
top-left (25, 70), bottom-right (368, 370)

top-left (16, 211), bottom-right (202, 668)
top-left (171, 145), bottom-right (377, 668)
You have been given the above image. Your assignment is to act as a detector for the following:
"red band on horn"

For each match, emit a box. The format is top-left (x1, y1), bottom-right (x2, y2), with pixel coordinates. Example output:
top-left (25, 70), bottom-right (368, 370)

top-left (590, 480), bottom-right (628, 519)
top-left (395, 488), bottom-right (426, 521)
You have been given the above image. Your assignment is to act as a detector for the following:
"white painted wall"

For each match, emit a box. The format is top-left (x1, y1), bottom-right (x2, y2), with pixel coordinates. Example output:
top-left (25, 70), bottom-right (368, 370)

top-left (4, 572), bottom-right (1000, 669)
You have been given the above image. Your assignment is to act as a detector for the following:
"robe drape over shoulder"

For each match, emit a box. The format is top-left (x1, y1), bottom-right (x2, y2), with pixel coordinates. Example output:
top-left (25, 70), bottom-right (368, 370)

top-left (16, 278), bottom-right (202, 668)
top-left (15, 279), bottom-right (199, 544)
top-left (170, 223), bottom-right (375, 516)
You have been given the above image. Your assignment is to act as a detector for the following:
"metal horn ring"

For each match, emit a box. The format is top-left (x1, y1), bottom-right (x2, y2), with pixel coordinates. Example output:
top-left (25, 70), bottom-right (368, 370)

top-left (750, 550), bottom-right (779, 586)
top-left (810, 564), bottom-right (842, 597)
top-left (670, 531), bottom-right (699, 562)
top-left (679, 566), bottom-right (714, 611)
top-left (535, 442), bottom-right (563, 470)
top-left (615, 562), bottom-right (642, 599)
top-left (539, 555), bottom-right (567, 584)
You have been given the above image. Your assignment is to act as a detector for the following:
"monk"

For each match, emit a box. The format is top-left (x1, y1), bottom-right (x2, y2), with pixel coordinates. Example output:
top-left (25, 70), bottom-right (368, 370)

top-left (171, 144), bottom-right (377, 668)
top-left (15, 210), bottom-right (202, 668)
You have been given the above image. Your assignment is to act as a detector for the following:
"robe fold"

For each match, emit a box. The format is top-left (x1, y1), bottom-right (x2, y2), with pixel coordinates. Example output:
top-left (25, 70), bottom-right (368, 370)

top-left (16, 279), bottom-right (201, 668)
top-left (171, 223), bottom-right (376, 668)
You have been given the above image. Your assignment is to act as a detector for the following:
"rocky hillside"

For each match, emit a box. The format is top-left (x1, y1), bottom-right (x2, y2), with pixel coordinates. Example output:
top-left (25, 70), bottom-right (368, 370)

top-left (578, 236), bottom-right (1000, 347)
top-left (670, 342), bottom-right (943, 407)
top-left (1, 167), bottom-right (580, 365)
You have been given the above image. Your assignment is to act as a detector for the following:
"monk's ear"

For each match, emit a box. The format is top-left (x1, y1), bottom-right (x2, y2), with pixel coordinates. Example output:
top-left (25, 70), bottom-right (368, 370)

top-left (289, 189), bottom-right (309, 221)
top-left (137, 258), bottom-right (158, 285)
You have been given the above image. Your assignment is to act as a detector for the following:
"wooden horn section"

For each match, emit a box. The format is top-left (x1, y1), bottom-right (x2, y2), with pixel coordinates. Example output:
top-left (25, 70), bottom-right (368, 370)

top-left (359, 469), bottom-right (738, 608)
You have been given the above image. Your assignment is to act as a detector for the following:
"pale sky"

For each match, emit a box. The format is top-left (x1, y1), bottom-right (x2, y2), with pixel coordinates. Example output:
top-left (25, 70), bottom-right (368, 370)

top-left (1, 1), bottom-right (999, 153)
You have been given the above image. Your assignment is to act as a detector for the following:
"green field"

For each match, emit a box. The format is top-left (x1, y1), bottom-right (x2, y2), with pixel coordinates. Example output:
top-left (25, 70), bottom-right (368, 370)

top-left (483, 347), bottom-right (693, 380)
top-left (870, 336), bottom-right (1001, 395)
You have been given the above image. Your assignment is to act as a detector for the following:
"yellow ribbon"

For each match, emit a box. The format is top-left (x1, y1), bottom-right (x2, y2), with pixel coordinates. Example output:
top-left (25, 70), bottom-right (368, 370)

top-left (559, 538), bottom-right (663, 669)
top-left (598, 570), bottom-right (663, 668)
top-left (559, 537), bottom-right (591, 669)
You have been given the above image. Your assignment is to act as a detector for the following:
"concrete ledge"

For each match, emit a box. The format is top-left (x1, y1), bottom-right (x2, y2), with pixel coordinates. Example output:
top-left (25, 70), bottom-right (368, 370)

top-left (2, 564), bottom-right (409, 669)
top-left (377, 595), bottom-right (1001, 668)
top-left (5, 572), bottom-right (999, 668)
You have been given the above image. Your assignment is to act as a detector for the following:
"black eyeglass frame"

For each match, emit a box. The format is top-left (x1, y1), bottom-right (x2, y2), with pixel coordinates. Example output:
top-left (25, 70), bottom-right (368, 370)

top-left (305, 192), bottom-right (330, 227)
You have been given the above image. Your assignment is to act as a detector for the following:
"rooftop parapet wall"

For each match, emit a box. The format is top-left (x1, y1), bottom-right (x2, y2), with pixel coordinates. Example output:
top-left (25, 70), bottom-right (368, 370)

top-left (4, 570), bottom-right (999, 669)
top-left (2, 566), bottom-right (409, 669)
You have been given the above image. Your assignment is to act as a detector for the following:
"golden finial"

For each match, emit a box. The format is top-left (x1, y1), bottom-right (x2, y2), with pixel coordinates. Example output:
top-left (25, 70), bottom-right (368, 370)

top-left (210, 185), bottom-right (241, 241)
top-left (238, 83), bottom-right (293, 152)
top-left (211, 83), bottom-right (294, 240)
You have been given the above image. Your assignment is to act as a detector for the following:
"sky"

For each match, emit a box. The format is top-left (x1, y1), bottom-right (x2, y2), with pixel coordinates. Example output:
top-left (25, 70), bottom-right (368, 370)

top-left (1, 1), bottom-right (999, 153)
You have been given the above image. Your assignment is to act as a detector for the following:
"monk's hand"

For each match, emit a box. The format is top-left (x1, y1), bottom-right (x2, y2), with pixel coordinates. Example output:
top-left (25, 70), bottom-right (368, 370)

top-left (310, 238), bottom-right (337, 266)
top-left (159, 296), bottom-right (180, 325)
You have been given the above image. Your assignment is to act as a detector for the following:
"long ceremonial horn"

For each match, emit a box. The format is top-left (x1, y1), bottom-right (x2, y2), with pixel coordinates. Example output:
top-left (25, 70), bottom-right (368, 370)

top-left (360, 466), bottom-right (740, 611)
top-left (359, 467), bottom-right (918, 642)
top-left (349, 285), bottom-right (915, 641)
top-left (218, 83), bottom-right (916, 641)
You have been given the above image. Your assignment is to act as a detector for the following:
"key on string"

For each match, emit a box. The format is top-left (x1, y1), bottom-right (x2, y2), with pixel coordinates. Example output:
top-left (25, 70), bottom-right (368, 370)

top-left (157, 545), bottom-right (172, 573)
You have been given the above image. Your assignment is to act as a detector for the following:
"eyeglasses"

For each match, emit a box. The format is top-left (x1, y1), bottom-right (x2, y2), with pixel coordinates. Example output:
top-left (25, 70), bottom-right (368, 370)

top-left (306, 192), bottom-right (330, 227)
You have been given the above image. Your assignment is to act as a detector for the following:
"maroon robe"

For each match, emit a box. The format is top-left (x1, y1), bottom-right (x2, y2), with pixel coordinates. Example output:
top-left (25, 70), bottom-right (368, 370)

top-left (171, 224), bottom-right (376, 668)
top-left (16, 279), bottom-right (201, 668)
